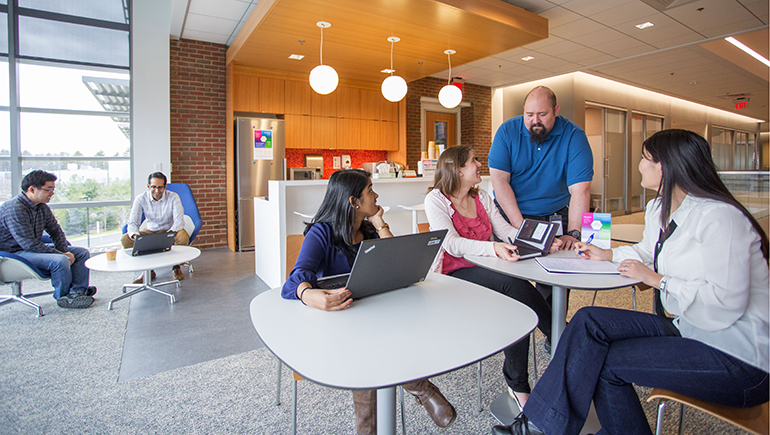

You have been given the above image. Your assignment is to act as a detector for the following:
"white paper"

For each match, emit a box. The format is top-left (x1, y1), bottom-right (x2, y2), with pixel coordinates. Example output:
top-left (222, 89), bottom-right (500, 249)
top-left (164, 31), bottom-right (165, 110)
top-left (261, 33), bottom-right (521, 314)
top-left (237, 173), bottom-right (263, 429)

top-left (531, 222), bottom-right (547, 240)
top-left (535, 258), bottom-right (620, 274)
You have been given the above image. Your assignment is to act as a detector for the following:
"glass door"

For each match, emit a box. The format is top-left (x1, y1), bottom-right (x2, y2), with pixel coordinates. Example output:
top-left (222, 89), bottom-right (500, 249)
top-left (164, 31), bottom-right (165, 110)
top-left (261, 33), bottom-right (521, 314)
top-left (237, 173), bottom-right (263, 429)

top-left (630, 113), bottom-right (663, 212)
top-left (604, 108), bottom-right (627, 214)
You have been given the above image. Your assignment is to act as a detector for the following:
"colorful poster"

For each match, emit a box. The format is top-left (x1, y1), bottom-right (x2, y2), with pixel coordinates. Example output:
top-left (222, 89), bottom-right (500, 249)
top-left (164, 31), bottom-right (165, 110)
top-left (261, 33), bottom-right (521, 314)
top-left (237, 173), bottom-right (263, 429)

top-left (581, 212), bottom-right (612, 249)
top-left (253, 129), bottom-right (273, 160)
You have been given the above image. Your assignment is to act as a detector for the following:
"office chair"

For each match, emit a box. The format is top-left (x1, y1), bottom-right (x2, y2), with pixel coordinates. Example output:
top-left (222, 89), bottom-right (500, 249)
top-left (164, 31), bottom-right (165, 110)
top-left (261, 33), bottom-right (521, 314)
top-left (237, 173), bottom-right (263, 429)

top-left (0, 235), bottom-right (64, 317)
top-left (648, 388), bottom-right (769, 435)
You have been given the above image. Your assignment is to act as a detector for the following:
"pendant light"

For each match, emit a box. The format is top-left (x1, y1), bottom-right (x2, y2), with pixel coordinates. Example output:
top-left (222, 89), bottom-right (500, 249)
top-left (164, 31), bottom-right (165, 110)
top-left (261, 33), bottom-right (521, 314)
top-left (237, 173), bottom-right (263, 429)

top-left (381, 36), bottom-right (408, 102)
top-left (438, 49), bottom-right (462, 109)
top-left (309, 21), bottom-right (339, 95)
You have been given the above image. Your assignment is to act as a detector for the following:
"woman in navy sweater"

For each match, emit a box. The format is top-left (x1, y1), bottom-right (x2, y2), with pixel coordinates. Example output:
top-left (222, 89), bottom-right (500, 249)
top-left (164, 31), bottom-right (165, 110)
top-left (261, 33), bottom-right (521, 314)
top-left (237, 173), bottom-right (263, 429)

top-left (282, 169), bottom-right (456, 435)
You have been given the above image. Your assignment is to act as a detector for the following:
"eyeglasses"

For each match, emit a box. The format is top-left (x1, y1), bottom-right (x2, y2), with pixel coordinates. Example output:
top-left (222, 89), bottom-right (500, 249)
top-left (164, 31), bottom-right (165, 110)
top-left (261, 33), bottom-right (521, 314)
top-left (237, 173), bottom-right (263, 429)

top-left (149, 185), bottom-right (166, 190)
top-left (39, 188), bottom-right (55, 193)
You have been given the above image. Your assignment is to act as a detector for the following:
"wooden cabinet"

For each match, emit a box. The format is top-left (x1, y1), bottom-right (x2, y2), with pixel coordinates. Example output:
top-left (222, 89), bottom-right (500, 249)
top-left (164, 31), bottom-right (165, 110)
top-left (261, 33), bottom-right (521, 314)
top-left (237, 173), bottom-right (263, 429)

top-left (285, 114), bottom-right (311, 149)
top-left (259, 77), bottom-right (285, 113)
top-left (360, 89), bottom-right (397, 121)
top-left (311, 92), bottom-right (337, 117)
top-left (311, 116), bottom-right (336, 148)
top-left (380, 121), bottom-right (398, 150)
top-left (285, 80), bottom-right (311, 115)
top-left (232, 75), bottom-right (260, 112)
top-left (336, 87), bottom-right (360, 119)
top-left (337, 118), bottom-right (361, 149)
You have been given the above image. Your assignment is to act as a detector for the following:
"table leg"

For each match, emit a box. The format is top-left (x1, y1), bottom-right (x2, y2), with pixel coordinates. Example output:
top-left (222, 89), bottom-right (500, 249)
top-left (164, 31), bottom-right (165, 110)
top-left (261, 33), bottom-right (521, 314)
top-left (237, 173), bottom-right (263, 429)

top-left (550, 285), bottom-right (568, 358)
top-left (411, 210), bottom-right (418, 234)
top-left (377, 387), bottom-right (396, 435)
top-left (107, 269), bottom-right (176, 310)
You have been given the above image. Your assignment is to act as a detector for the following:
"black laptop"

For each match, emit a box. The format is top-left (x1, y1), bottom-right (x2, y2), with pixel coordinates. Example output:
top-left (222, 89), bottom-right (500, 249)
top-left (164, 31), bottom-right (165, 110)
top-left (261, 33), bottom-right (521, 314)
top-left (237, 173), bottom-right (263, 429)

top-left (511, 219), bottom-right (559, 259)
top-left (130, 231), bottom-right (177, 256)
top-left (316, 230), bottom-right (448, 299)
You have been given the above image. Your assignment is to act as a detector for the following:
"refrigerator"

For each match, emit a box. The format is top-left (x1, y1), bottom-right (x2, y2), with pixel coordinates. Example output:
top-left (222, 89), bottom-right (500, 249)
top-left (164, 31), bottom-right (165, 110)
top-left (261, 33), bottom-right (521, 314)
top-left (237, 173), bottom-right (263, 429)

top-left (235, 115), bottom-right (285, 252)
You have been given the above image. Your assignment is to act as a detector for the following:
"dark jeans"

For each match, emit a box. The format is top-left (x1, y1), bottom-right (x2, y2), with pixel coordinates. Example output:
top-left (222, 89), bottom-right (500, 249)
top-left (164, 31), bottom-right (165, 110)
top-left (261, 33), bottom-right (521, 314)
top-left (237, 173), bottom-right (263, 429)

top-left (15, 245), bottom-right (90, 299)
top-left (493, 199), bottom-right (570, 306)
top-left (523, 307), bottom-right (769, 435)
top-left (448, 266), bottom-right (551, 393)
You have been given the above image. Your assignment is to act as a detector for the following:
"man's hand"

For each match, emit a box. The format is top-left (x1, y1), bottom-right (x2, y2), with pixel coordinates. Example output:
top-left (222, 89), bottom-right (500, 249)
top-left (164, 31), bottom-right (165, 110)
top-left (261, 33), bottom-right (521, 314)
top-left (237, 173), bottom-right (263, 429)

top-left (558, 235), bottom-right (579, 250)
top-left (63, 252), bottom-right (75, 265)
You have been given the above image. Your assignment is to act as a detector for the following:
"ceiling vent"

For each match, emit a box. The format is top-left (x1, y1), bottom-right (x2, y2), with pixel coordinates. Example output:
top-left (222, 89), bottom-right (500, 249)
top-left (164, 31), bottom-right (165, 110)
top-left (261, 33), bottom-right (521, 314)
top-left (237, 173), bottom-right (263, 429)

top-left (640, 0), bottom-right (700, 12)
top-left (719, 92), bottom-right (752, 99)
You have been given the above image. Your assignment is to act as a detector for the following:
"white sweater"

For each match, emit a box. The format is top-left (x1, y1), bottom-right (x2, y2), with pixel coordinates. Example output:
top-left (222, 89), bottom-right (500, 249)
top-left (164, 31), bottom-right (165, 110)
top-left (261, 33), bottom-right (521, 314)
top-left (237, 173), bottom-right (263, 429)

top-left (613, 196), bottom-right (769, 372)
top-left (424, 188), bottom-right (520, 269)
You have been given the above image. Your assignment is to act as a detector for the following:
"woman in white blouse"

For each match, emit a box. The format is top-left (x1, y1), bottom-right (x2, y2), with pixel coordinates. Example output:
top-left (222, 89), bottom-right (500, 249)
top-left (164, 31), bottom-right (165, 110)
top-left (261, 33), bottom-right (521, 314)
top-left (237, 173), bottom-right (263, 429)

top-left (493, 129), bottom-right (769, 435)
top-left (425, 145), bottom-right (560, 409)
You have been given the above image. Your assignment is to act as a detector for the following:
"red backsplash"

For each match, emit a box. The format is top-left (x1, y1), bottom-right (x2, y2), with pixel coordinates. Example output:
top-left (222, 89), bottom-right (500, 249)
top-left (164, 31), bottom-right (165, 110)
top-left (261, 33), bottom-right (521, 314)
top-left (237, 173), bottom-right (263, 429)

top-left (286, 149), bottom-right (388, 179)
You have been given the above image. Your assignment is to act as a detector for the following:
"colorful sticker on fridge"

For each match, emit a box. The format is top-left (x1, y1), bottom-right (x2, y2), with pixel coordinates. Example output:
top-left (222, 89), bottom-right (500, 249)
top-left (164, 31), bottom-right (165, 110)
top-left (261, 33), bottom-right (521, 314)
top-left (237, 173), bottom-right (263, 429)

top-left (253, 129), bottom-right (273, 160)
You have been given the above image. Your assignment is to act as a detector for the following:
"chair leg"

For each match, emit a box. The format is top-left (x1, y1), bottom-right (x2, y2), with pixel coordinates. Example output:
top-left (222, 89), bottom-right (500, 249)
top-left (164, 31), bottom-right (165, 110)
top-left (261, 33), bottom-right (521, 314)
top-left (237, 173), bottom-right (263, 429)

top-left (531, 333), bottom-right (538, 387)
top-left (399, 385), bottom-right (406, 435)
top-left (0, 282), bottom-right (51, 317)
top-left (591, 290), bottom-right (598, 306)
top-left (292, 378), bottom-right (298, 435)
top-left (632, 285), bottom-right (637, 311)
top-left (477, 361), bottom-right (482, 412)
top-left (678, 403), bottom-right (685, 435)
top-left (655, 400), bottom-right (667, 435)
top-left (276, 360), bottom-right (282, 406)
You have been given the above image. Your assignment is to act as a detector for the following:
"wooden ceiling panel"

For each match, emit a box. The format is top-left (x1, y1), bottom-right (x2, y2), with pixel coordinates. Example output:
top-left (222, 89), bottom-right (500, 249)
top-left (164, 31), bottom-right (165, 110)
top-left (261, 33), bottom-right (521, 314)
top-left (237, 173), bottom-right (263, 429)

top-left (227, 0), bottom-right (548, 84)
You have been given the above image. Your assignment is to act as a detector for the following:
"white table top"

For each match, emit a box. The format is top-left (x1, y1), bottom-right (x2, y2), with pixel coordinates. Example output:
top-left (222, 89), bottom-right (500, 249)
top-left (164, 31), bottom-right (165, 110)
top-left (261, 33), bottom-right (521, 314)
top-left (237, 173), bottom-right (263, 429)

top-left (464, 250), bottom-right (639, 291)
top-left (250, 272), bottom-right (538, 390)
top-left (85, 245), bottom-right (201, 273)
top-left (398, 204), bottom-right (425, 211)
top-left (612, 224), bottom-right (645, 244)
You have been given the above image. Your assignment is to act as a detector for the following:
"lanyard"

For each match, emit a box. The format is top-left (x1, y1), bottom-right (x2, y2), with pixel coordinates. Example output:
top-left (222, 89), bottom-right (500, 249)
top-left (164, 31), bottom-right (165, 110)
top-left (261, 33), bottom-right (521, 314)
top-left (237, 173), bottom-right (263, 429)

top-left (653, 220), bottom-right (680, 336)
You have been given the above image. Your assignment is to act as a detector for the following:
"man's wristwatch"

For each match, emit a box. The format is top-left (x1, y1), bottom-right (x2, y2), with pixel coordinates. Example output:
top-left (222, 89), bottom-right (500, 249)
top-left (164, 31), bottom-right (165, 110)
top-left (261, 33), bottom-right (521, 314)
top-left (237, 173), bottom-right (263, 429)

top-left (566, 229), bottom-right (581, 240)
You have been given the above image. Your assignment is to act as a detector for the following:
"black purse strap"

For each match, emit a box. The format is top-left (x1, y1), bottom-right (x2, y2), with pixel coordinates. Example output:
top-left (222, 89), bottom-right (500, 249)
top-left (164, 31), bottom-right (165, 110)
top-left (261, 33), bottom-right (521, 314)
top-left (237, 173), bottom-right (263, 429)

top-left (653, 221), bottom-right (681, 337)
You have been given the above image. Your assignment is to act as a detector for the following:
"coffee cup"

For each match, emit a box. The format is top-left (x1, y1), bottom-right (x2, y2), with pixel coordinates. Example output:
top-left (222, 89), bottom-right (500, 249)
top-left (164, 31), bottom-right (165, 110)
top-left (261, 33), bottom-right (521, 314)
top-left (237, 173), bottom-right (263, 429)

top-left (105, 248), bottom-right (118, 261)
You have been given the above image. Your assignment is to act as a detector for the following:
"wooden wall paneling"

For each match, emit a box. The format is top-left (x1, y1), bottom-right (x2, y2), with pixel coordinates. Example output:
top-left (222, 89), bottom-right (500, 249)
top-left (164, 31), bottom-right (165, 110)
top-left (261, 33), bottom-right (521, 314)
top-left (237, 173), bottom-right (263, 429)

top-left (361, 119), bottom-right (381, 150)
top-left (311, 116), bottom-right (337, 148)
top-left (285, 80), bottom-right (311, 115)
top-left (360, 89), bottom-right (380, 120)
top-left (381, 121), bottom-right (398, 151)
top-left (259, 77), bottom-right (285, 113)
top-left (336, 86), bottom-right (360, 119)
top-left (381, 99), bottom-right (398, 122)
top-left (311, 92), bottom-right (337, 117)
top-left (285, 114), bottom-right (312, 149)
top-left (226, 64), bottom-right (236, 251)
top-left (232, 74), bottom-right (260, 112)
top-left (337, 118), bottom-right (361, 149)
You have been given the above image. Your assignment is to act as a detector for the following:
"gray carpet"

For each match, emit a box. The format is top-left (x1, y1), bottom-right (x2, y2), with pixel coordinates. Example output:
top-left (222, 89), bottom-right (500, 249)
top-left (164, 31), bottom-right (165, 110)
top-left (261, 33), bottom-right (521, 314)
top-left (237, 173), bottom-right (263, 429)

top-left (0, 247), bottom-right (754, 434)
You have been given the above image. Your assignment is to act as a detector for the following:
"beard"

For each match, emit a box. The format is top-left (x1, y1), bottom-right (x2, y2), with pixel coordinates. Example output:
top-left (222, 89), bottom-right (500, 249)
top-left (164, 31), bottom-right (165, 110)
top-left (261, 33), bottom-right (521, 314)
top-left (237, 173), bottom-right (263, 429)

top-left (529, 123), bottom-right (549, 144)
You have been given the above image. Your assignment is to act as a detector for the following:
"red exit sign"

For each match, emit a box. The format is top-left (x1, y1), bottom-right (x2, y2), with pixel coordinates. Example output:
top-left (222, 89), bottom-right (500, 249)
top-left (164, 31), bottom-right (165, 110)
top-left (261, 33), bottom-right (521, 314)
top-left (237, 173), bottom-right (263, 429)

top-left (735, 101), bottom-right (748, 109)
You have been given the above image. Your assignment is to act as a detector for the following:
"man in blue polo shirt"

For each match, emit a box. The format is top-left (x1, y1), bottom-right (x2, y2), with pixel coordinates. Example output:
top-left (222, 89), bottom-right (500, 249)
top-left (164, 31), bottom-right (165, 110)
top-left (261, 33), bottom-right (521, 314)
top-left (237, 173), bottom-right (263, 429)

top-left (489, 86), bottom-right (593, 318)
top-left (489, 86), bottom-right (593, 249)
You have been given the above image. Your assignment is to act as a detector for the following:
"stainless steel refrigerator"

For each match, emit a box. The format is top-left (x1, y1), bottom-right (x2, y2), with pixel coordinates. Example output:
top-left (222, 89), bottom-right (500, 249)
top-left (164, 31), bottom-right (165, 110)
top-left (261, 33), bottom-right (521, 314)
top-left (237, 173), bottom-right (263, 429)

top-left (235, 115), bottom-right (285, 251)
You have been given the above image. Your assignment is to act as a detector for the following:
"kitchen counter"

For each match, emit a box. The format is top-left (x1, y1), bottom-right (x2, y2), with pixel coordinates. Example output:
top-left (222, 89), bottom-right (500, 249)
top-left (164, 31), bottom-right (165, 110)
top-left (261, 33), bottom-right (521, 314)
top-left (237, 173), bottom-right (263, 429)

top-left (253, 176), bottom-right (492, 287)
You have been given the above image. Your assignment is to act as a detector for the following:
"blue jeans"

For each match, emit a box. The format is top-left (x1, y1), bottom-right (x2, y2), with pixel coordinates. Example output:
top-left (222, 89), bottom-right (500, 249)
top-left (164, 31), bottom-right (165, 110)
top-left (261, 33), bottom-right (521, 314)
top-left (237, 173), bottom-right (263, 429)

top-left (15, 246), bottom-right (91, 299)
top-left (524, 306), bottom-right (769, 435)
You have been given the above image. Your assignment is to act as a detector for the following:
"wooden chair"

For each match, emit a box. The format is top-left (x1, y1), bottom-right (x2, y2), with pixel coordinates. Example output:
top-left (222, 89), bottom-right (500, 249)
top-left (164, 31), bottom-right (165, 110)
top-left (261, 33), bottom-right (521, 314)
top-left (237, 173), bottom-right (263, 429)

top-left (647, 388), bottom-right (769, 435)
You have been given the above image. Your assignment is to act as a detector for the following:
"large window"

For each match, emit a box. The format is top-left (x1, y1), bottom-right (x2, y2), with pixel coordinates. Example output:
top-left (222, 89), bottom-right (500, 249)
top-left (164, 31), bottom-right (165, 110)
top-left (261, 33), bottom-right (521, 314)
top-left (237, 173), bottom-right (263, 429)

top-left (1, 0), bottom-right (131, 248)
top-left (710, 125), bottom-right (757, 171)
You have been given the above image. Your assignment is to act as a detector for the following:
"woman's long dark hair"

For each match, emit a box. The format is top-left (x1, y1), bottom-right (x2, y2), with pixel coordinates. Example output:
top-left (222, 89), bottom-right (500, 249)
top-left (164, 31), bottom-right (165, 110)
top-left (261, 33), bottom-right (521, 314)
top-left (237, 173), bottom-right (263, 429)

top-left (644, 129), bottom-right (768, 260)
top-left (306, 169), bottom-right (377, 261)
top-left (429, 144), bottom-right (480, 197)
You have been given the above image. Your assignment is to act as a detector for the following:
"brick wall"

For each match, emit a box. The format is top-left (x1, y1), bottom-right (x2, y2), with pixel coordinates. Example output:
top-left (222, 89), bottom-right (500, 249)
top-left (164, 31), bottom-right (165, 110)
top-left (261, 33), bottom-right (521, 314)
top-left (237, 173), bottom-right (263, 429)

top-left (404, 77), bottom-right (492, 174)
top-left (169, 39), bottom-right (227, 249)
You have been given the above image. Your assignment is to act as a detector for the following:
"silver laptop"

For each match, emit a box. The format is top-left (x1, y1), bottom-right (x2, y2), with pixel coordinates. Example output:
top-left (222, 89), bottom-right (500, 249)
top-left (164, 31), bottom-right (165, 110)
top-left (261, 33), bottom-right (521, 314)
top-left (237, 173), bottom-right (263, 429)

top-left (131, 232), bottom-right (176, 256)
top-left (316, 230), bottom-right (447, 299)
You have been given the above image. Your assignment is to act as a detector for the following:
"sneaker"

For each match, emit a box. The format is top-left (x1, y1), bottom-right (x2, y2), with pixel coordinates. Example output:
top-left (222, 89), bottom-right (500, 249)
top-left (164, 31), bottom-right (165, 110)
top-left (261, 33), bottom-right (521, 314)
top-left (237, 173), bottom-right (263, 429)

top-left (57, 293), bottom-right (94, 309)
top-left (85, 286), bottom-right (97, 296)
top-left (172, 266), bottom-right (184, 281)
top-left (491, 412), bottom-right (543, 435)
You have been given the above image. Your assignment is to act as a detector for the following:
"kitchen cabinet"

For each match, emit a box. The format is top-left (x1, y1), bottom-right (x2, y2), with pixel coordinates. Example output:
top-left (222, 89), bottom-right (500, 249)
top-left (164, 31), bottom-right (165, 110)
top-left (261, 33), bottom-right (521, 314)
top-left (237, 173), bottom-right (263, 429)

top-left (360, 120), bottom-right (398, 151)
top-left (311, 92), bottom-right (337, 117)
top-left (285, 80), bottom-right (311, 115)
top-left (337, 118), bottom-right (361, 149)
top-left (360, 89), bottom-right (397, 121)
top-left (336, 87), bottom-right (360, 119)
top-left (311, 116), bottom-right (336, 148)
top-left (258, 77), bottom-right (285, 113)
top-left (232, 75), bottom-right (260, 112)
top-left (285, 114), bottom-right (311, 149)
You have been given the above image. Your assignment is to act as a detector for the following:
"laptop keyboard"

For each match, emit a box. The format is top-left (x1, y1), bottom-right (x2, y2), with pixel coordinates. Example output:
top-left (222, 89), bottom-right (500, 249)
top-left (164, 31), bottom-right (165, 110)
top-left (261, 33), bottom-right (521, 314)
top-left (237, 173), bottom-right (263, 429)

top-left (315, 275), bottom-right (349, 289)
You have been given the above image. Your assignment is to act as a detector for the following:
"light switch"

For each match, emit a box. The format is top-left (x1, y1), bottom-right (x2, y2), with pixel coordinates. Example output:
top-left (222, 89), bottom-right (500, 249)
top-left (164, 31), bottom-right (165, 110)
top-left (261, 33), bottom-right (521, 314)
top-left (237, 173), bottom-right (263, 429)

top-left (333, 156), bottom-right (341, 169)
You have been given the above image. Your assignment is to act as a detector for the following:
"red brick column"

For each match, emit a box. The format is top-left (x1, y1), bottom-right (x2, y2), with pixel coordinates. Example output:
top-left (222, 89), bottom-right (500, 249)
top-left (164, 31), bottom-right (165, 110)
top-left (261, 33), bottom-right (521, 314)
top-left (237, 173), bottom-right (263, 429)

top-left (169, 39), bottom-right (227, 249)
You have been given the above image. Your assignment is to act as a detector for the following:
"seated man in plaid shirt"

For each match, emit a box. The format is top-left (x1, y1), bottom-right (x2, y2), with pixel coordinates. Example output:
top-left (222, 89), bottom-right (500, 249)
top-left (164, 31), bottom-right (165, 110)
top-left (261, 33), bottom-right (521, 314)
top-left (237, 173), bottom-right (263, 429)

top-left (0, 170), bottom-right (96, 309)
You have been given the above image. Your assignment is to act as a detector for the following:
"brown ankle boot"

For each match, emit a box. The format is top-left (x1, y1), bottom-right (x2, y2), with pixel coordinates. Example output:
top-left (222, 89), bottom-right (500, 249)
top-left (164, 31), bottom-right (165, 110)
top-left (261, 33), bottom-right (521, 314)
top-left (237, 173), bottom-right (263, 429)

top-left (402, 379), bottom-right (457, 429)
top-left (352, 389), bottom-right (377, 435)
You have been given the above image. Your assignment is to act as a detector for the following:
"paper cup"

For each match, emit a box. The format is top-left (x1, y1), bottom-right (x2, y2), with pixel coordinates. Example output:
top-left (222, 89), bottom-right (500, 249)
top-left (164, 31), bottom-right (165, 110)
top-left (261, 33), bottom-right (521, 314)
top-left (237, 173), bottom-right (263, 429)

top-left (105, 248), bottom-right (118, 261)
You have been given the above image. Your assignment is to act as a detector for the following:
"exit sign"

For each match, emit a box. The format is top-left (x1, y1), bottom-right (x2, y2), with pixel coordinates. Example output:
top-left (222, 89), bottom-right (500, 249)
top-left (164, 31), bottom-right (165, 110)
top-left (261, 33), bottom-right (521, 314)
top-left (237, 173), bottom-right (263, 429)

top-left (735, 101), bottom-right (748, 109)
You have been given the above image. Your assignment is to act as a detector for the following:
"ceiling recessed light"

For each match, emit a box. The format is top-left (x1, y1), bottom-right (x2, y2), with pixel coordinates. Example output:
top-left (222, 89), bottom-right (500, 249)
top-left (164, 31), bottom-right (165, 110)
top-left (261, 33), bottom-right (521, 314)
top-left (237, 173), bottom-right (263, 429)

top-left (288, 54), bottom-right (304, 60)
top-left (725, 36), bottom-right (770, 67)
top-left (381, 68), bottom-right (395, 74)
top-left (635, 22), bottom-right (654, 29)
top-left (521, 56), bottom-right (535, 61)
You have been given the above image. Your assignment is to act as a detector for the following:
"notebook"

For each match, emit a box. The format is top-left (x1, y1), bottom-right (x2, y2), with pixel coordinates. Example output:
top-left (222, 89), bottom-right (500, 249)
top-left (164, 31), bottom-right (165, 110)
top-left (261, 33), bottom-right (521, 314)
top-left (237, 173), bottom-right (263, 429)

top-left (510, 219), bottom-right (559, 259)
top-left (316, 229), bottom-right (448, 299)
top-left (130, 231), bottom-right (177, 256)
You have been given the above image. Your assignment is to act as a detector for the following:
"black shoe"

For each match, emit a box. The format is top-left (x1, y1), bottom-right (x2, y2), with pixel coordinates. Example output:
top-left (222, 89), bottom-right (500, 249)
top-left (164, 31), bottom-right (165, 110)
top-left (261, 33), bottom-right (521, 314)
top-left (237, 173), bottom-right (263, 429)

top-left (491, 412), bottom-right (543, 435)
top-left (85, 286), bottom-right (97, 296)
top-left (57, 293), bottom-right (94, 309)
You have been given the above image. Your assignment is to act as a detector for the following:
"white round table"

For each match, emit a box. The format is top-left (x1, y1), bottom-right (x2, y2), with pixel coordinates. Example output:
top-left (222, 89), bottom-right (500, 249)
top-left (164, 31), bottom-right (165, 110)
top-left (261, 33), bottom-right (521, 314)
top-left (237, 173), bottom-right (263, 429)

top-left (85, 245), bottom-right (201, 310)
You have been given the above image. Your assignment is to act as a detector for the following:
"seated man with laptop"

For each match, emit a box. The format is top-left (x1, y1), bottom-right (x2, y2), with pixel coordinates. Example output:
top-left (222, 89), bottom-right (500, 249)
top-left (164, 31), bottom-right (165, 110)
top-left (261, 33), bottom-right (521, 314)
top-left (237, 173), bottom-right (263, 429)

top-left (281, 169), bottom-right (456, 435)
top-left (122, 172), bottom-right (188, 283)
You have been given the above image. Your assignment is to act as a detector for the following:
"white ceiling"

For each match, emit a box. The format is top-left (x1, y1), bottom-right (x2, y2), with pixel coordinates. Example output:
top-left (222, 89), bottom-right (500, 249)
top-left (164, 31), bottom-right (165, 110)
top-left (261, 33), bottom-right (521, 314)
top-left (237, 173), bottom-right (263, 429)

top-left (170, 0), bottom-right (769, 122)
